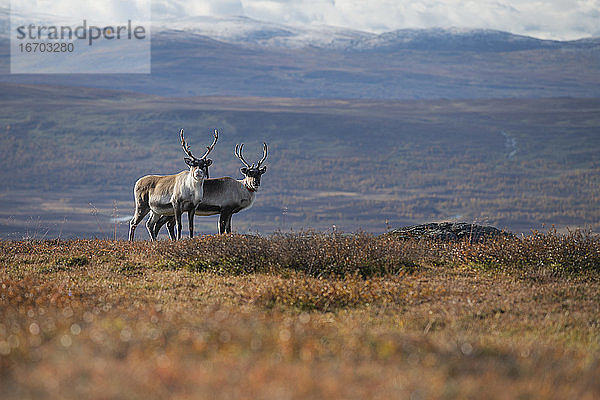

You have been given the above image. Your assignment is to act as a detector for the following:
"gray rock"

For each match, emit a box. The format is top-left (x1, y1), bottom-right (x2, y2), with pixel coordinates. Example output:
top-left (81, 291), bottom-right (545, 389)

top-left (385, 222), bottom-right (513, 243)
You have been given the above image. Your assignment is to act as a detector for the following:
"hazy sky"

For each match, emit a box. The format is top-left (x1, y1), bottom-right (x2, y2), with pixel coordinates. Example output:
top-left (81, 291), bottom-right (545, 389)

top-left (7, 0), bottom-right (600, 40)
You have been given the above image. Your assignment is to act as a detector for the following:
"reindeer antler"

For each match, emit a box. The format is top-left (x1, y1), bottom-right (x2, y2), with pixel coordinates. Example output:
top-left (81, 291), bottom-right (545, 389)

top-left (235, 142), bottom-right (268, 168)
top-left (257, 142), bottom-right (268, 167)
top-left (180, 129), bottom-right (219, 161)
top-left (200, 129), bottom-right (219, 160)
top-left (235, 143), bottom-right (252, 168)
top-left (180, 129), bottom-right (197, 160)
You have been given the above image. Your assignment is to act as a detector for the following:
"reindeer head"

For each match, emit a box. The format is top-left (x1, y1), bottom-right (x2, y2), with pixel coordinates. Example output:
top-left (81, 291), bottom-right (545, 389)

top-left (180, 129), bottom-right (218, 181)
top-left (235, 142), bottom-right (268, 192)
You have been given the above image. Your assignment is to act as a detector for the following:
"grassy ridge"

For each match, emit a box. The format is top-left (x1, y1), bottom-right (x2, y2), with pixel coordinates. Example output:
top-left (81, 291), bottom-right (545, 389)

top-left (1, 231), bottom-right (599, 399)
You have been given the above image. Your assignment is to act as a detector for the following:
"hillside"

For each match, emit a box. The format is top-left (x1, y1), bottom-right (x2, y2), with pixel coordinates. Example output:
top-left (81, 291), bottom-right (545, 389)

top-left (0, 83), bottom-right (599, 238)
top-left (1, 18), bottom-right (599, 99)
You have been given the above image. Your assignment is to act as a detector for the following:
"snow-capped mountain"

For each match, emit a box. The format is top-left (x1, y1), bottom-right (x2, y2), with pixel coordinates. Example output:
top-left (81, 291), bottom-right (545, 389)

top-left (153, 16), bottom-right (375, 49)
top-left (2, 9), bottom-right (597, 51)
top-left (150, 16), bottom-right (598, 52)
top-left (1, 13), bottom-right (599, 100)
top-left (347, 28), bottom-right (562, 52)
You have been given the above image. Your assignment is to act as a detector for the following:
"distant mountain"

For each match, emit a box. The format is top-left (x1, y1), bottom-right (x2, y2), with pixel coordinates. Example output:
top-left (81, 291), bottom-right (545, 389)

top-left (154, 16), bottom-right (375, 49)
top-left (1, 15), bottom-right (599, 99)
top-left (4, 10), bottom-right (597, 50)
top-left (347, 28), bottom-right (562, 52)
top-left (153, 17), bottom-right (600, 52)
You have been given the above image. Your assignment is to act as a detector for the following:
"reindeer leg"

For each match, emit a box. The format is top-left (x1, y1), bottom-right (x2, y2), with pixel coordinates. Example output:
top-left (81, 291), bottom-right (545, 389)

top-left (146, 212), bottom-right (161, 241)
top-left (225, 213), bottom-right (233, 234)
top-left (166, 217), bottom-right (176, 240)
top-left (188, 209), bottom-right (195, 238)
top-left (173, 204), bottom-right (183, 240)
top-left (129, 204), bottom-right (149, 241)
top-left (152, 215), bottom-right (170, 239)
top-left (218, 209), bottom-right (233, 234)
top-left (218, 212), bottom-right (228, 234)
top-left (151, 216), bottom-right (162, 239)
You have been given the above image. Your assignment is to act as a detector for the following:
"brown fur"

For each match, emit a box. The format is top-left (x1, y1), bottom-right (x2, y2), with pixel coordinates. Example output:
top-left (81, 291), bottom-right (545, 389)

top-left (152, 176), bottom-right (258, 236)
top-left (150, 143), bottom-right (268, 237)
top-left (129, 169), bottom-right (206, 241)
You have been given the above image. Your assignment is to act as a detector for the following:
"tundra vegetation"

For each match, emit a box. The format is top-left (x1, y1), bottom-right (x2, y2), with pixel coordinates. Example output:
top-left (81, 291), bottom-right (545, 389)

top-left (1, 230), bottom-right (599, 399)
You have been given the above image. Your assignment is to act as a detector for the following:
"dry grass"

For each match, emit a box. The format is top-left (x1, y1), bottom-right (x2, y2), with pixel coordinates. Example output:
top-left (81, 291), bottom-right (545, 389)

top-left (1, 231), bottom-right (599, 399)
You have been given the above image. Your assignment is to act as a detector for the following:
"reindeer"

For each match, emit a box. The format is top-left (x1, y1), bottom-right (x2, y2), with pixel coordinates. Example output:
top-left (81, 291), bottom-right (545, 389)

top-left (151, 142), bottom-right (268, 237)
top-left (128, 129), bottom-right (218, 241)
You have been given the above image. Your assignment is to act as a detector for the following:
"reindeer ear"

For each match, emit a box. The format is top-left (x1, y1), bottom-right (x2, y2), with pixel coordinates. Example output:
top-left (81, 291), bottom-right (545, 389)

top-left (259, 166), bottom-right (267, 174)
top-left (184, 157), bottom-right (194, 166)
top-left (205, 159), bottom-right (212, 167)
top-left (240, 167), bottom-right (248, 175)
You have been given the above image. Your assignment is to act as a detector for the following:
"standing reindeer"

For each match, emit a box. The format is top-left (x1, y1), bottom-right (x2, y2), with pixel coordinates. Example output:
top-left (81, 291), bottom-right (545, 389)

top-left (128, 129), bottom-right (218, 241)
top-left (151, 142), bottom-right (268, 236)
